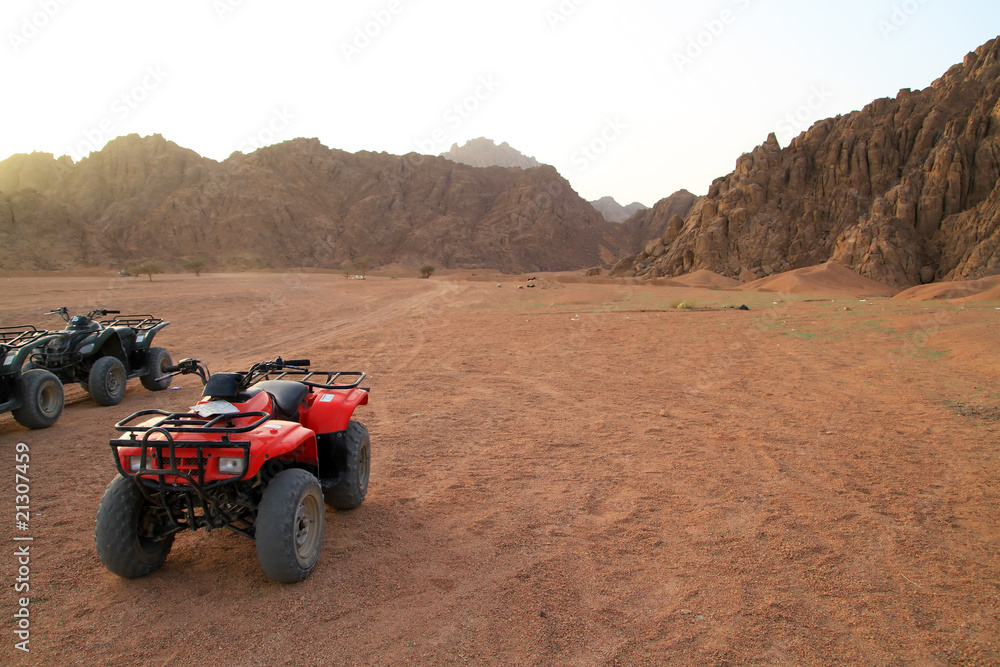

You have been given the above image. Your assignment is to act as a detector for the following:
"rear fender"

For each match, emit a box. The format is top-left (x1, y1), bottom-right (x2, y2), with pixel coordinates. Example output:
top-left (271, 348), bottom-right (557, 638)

top-left (133, 321), bottom-right (169, 349)
top-left (300, 388), bottom-right (368, 433)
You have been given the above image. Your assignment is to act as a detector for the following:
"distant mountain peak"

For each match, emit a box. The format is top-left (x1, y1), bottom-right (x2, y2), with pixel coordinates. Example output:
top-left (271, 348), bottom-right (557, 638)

top-left (590, 196), bottom-right (649, 223)
top-left (441, 137), bottom-right (543, 170)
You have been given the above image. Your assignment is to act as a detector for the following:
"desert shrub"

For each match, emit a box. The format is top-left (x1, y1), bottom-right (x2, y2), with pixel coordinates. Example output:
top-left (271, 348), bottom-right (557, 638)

top-left (182, 257), bottom-right (210, 276)
top-left (419, 265), bottom-right (435, 279)
top-left (353, 257), bottom-right (374, 278)
top-left (129, 260), bottom-right (164, 282)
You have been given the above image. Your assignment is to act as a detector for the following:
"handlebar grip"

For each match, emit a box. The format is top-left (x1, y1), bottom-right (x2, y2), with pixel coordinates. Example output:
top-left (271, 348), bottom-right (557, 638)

top-left (162, 365), bottom-right (180, 373)
top-left (106, 310), bottom-right (120, 314)
top-left (283, 359), bottom-right (310, 367)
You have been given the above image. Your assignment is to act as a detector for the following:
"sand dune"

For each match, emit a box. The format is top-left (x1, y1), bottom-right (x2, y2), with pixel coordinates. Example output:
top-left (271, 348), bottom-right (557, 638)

top-left (893, 274), bottom-right (1000, 301)
top-left (670, 269), bottom-right (742, 289)
top-left (739, 261), bottom-right (897, 297)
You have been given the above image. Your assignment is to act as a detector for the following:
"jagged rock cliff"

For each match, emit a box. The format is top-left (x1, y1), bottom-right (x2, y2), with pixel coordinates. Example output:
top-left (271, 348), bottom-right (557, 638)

top-left (618, 37), bottom-right (1000, 286)
top-left (0, 135), bottom-right (624, 272)
top-left (618, 190), bottom-right (699, 252)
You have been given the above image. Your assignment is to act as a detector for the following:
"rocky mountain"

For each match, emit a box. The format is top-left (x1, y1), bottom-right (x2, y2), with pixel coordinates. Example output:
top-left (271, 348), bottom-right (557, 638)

top-left (616, 37), bottom-right (1000, 286)
top-left (0, 135), bottom-right (624, 273)
top-left (590, 196), bottom-right (649, 224)
top-left (441, 138), bottom-right (543, 170)
top-left (618, 190), bottom-right (699, 252)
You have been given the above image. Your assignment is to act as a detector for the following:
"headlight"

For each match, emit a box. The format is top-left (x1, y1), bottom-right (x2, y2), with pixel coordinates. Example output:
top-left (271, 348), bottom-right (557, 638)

top-left (78, 343), bottom-right (94, 355)
top-left (218, 457), bottom-right (245, 476)
top-left (135, 334), bottom-right (145, 343)
top-left (129, 456), bottom-right (143, 472)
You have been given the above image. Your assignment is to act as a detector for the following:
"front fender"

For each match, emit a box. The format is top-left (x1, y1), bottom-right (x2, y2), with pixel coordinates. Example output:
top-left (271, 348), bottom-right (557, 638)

top-left (246, 421), bottom-right (318, 476)
top-left (1, 334), bottom-right (55, 371)
top-left (76, 331), bottom-right (104, 356)
top-left (90, 330), bottom-right (127, 363)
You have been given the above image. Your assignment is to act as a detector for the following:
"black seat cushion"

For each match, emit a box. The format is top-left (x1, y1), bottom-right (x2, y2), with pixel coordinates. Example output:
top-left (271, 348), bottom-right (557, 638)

top-left (254, 380), bottom-right (310, 421)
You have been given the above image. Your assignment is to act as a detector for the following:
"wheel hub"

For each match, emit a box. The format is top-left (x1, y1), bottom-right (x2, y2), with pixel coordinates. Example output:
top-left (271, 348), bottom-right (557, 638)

top-left (293, 496), bottom-right (320, 560)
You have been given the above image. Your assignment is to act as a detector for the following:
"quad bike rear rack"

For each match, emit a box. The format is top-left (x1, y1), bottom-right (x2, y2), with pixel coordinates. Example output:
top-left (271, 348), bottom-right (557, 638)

top-left (256, 369), bottom-right (367, 390)
top-left (99, 314), bottom-right (165, 330)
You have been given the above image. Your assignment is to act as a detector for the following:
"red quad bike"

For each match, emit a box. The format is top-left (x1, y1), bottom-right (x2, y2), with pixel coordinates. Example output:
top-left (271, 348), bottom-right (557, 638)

top-left (94, 357), bottom-right (371, 583)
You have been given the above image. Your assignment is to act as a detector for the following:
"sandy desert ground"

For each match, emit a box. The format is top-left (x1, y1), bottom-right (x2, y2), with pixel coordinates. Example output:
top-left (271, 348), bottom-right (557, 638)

top-left (0, 268), bottom-right (998, 666)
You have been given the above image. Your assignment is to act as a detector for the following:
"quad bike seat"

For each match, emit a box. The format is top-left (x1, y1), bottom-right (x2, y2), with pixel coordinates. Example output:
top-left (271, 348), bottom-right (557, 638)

top-left (254, 380), bottom-right (310, 422)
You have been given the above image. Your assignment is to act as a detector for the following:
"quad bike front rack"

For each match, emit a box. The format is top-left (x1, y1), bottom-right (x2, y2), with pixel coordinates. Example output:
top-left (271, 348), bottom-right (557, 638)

top-left (0, 326), bottom-right (48, 352)
top-left (110, 410), bottom-right (271, 535)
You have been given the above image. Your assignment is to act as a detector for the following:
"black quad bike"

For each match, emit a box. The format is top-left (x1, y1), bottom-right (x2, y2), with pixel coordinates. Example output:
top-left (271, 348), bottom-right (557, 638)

top-left (0, 326), bottom-right (65, 429)
top-left (94, 357), bottom-right (371, 583)
top-left (31, 307), bottom-right (173, 406)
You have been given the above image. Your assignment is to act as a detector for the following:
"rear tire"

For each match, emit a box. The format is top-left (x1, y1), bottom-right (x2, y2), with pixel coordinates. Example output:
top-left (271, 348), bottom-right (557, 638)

top-left (256, 469), bottom-right (325, 582)
top-left (324, 420), bottom-right (371, 510)
top-left (89, 356), bottom-right (127, 406)
top-left (140, 347), bottom-right (172, 391)
top-left (94, 475), bottom-right (175, 578)
top-left (11, 369), bottom-right (64, 429)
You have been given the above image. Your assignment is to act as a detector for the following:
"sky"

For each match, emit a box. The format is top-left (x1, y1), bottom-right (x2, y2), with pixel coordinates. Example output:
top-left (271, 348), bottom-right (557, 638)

top-left (2, 0), bottom-right (998, 207)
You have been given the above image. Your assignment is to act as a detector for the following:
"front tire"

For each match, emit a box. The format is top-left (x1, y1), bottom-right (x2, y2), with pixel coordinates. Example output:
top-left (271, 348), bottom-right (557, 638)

top-left (88, 356), bottom-right (127, 406)
top-left (94, 475), bottom-right (175, 578)
top-left (11, 369), bottom-right (64, 429)
top-left (324, 420), bottom-right (371, 510)
top-left (256, 469), bottom-right (325, 582)
top-left (140, 347), bottom-right (172, 391)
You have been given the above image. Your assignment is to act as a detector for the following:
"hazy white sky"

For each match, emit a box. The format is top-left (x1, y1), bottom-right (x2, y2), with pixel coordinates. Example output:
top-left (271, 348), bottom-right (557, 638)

top-left (2, 0), bottom-right (998, 206)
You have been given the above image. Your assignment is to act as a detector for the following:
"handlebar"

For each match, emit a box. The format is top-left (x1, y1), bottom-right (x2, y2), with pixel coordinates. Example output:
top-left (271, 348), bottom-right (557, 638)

top-left (154, 357), bottom-right (310, 387)
top-left (156, 358), bottom-right (210, 384)
top-left (44, 307), bottom-right (120, 322)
